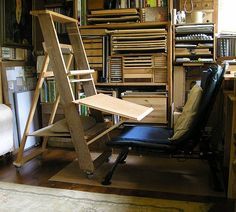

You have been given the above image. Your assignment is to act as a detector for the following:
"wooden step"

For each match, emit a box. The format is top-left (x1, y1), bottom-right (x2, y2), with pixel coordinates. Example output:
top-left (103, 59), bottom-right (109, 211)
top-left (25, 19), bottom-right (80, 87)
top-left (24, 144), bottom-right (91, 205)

top-left (69, 69), bottom-right (95, 75)
top-left (28, 121), bottom-right (108, 141)
top-left (43, 42), bottom-right (73, 54)
top-left (73, 93), bottom-right (154, 121)
top-left (31, 10), bottom-right (77, 24)
top-left (42, 70), bottom-right (95, 78)
top-left (70, 78), bottom-right (93, 83)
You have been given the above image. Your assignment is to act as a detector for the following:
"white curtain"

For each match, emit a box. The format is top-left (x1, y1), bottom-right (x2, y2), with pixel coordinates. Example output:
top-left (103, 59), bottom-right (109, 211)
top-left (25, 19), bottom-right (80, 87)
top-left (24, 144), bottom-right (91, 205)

top-left (218, 0), bottom-right (236, 33)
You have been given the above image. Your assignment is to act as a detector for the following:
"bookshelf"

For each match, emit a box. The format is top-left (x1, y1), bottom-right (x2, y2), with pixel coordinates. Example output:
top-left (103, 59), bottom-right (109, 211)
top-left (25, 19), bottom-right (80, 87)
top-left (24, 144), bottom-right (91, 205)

top-left (79, 0), bottom-right (172, 124)
top-left (216, 35), bottom-right (236, 62)
top-left (173, 23), bottom-right (215, 65)
top-left (172, 23), bottom-right (216, 114)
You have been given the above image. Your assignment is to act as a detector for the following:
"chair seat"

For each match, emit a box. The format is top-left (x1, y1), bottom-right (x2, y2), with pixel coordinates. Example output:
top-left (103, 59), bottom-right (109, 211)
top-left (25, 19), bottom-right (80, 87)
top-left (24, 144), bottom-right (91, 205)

top-left (108, 125), bottom-right (174, 152)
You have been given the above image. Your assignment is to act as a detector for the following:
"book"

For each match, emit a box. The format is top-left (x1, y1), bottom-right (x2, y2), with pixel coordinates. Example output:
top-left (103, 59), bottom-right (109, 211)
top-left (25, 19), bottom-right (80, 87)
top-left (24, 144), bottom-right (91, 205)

top-left (47, 80), bottom-right (56, 103)
top-left (146, 0), bottom-right (156, 7)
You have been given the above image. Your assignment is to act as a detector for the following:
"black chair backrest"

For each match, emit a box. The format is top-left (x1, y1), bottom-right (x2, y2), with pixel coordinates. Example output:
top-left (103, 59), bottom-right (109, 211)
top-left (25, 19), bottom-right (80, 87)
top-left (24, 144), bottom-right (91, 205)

top-left (173, 64), bottom-right (226, 149)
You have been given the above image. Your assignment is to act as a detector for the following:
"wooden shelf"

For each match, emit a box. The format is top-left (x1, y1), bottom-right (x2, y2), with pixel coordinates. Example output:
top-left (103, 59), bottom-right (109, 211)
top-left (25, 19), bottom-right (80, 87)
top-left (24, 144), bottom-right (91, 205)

top-left (175, 40), bottom-right (213, 42)
top-left (175, 46), bottom-right (213, 49)
top-left (175, 30), bottom-right (213, 35)
top-left (80, 21), bottom-right (169, 29)
top-left (224, 73), bottom-right (236, 80)
top-left (175, 61), bottom-right (215, 66)
top-left (95, 82), bottom-right (167, 86)
top-left (174, 22), bottom-right (215, 26)
top-left (217, 56), bottom-right (236, 62)
top-left (74, 93), bottom-right (154, 121)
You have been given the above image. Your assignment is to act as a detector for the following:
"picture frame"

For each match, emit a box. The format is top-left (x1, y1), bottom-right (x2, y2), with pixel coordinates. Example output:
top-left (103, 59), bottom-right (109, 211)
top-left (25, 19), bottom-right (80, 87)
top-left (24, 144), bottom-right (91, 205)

top-left (0, 0), bottom-right (32, 47)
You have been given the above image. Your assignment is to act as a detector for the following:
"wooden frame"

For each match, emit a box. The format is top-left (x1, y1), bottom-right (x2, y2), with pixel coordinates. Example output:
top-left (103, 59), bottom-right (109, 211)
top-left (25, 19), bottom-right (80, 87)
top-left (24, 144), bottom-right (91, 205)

top-left (0, 0), bottom-right (32, 47)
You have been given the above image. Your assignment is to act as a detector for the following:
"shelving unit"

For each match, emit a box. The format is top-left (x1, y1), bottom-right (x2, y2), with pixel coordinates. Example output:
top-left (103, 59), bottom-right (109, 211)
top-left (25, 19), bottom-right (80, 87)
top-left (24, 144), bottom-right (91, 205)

top-left (78, 1), bottom-right (172, 125)
top-left (80, 25), bottom-right (171, 124)
top-left (173, 23), bottom-right (215, 66)
top-left (216, 35), bottom-right (236, 62)
top-left (172, 23), bottom-right (216, 112)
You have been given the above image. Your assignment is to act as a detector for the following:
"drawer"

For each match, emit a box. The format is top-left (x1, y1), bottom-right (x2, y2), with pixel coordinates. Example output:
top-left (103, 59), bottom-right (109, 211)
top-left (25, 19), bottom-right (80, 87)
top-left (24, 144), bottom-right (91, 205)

top-left (84, 43), bottom-right (103, 49)
top-left (87, 56), bottom-right (103, 64)
top-left (85, 49), bottom-right (102, 56)
top-left (192, 2), bottom-right (202, 10)
top-left (202, 1), bottom-right (213, 9)
top-left (122, 92), bottom-right (167, 124)
top-left (184, 2), bottom-right (202, 10)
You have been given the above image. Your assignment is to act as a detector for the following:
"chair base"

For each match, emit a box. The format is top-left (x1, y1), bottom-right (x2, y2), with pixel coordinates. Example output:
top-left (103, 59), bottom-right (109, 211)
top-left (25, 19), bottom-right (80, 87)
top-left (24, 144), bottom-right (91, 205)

top-left (101, 148), bottom-right (129, 185)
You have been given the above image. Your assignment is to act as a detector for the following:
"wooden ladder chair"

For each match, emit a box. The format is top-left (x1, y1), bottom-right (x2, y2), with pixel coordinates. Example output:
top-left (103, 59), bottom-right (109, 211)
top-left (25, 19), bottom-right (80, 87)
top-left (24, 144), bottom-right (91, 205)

top-left (14, 10), bottom-right (153, 175)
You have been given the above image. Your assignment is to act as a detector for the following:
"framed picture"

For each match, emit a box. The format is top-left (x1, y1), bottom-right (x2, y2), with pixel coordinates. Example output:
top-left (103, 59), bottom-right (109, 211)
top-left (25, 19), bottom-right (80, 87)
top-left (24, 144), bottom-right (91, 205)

top-left (0, 0), bottom-right (32, 47)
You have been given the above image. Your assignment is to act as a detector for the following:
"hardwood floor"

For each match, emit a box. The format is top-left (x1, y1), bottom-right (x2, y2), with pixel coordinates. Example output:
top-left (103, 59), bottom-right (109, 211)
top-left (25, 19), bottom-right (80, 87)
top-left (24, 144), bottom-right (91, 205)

top-left (0, 147), bottom-right (235, 211)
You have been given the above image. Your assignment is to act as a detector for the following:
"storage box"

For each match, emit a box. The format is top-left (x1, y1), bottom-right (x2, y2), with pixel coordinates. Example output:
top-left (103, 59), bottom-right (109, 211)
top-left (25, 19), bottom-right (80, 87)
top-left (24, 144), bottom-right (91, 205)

top-left (121, 91), bottom-right (167, 124)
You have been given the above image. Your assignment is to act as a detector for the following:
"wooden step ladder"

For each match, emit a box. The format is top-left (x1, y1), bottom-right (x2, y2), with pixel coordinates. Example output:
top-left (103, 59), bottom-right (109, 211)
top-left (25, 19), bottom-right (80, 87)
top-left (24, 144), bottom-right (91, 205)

top-left (14, 10), bottom-right (153, 175)
top-left (13, 43), bottom-right (76, 168)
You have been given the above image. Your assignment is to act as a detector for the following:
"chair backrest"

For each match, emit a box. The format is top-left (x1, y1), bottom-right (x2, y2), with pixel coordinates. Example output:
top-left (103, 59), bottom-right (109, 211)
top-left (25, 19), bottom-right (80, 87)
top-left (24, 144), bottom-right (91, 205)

top-left (173, 64), bottom-right (226, 149)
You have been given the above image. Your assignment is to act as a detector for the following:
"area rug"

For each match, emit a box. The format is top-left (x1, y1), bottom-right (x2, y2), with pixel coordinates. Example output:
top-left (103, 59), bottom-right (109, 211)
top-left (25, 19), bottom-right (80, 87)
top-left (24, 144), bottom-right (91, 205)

top-left (50, 154), bottom-right (223, 197)
top-left (0, 181), bottom-right (211, 212)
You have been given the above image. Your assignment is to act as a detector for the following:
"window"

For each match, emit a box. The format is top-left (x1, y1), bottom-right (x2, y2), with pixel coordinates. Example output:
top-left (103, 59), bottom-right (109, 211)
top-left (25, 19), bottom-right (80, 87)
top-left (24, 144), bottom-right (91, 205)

top-left (218, 0), bottom-right (236, 33)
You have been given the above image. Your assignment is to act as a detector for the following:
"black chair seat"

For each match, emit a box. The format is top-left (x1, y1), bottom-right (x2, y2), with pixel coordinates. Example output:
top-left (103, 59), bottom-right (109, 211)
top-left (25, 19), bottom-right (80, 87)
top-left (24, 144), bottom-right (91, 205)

top-left (108, 125), bottom-right (174, 151)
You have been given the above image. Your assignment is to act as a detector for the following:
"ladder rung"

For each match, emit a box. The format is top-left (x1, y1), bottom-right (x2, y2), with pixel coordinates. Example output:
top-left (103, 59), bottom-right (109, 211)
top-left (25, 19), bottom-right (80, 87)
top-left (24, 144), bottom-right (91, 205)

top-left (70, 78), bottom-right (93, 83)
top-left (43, 42), bottom-right (73, 54)
top-left (69, 70), bottom-right (95, 75)
top-left (42, 69), bottom-right (94, 78)
top-left (43, 72), bottom-right (54, 78)
top-left (31, 10), bottom-right (77, 24)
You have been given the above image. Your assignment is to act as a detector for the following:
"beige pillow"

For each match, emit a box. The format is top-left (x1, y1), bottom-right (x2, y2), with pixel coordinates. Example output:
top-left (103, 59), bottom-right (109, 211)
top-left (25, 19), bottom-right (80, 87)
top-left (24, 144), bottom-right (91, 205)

top-left (50, 116), bottom-right (96, 133)
top-left (171, 84), bottom-right (203, 140)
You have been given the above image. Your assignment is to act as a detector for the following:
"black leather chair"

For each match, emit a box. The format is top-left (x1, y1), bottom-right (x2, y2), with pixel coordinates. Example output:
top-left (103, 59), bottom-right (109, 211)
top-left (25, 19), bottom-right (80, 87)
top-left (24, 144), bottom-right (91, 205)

top-left (102, 64), bottom-right (226, 187)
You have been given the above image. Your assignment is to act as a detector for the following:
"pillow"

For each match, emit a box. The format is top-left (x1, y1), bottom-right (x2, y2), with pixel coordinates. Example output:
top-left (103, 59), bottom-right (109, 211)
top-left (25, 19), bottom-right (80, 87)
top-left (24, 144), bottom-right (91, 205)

top-left (170, 84), bottom-right (203, 140)
top-left (50, 116), bottom-right (96, 133)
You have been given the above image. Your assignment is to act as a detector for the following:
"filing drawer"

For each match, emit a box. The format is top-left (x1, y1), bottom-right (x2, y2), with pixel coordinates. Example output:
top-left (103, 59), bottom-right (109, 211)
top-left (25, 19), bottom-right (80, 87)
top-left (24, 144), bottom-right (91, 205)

top-left (121, 92), bottom-right (167, 124)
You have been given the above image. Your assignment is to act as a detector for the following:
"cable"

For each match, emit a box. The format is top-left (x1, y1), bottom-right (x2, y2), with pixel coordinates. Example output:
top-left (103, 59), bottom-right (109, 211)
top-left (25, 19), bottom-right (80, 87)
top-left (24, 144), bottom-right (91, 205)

top-left (184, 0), bottom-right (193, 13)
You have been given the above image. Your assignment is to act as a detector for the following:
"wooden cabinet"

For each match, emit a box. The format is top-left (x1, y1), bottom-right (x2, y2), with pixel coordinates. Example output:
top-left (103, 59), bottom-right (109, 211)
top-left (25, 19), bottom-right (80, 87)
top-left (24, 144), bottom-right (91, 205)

top-left (122, 92), bottom-right (167, 124)
top-left (79, 1), bottom-right (172, 124)
top-left (80, 22), bottom-right (171, 124)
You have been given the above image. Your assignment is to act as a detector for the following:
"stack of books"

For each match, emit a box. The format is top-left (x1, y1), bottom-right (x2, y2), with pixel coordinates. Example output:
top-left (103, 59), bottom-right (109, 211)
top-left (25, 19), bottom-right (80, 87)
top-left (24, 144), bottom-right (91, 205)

top-left (87, 8), bottom-right (140, 25)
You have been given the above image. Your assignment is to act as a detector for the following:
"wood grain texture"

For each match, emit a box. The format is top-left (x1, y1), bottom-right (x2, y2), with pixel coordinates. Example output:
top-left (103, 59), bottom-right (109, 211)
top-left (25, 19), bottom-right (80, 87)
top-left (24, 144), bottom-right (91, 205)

top-left (74, 93), bottom-right (154, 121)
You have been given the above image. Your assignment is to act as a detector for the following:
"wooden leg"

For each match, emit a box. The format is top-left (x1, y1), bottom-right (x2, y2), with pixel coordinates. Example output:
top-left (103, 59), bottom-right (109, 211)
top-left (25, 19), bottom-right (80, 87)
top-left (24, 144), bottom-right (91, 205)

top-left (42, 52), bottom-right (72, 150)
top-left (42, 94), bottom-right (60, 150)
top-left (13, 55), bottom-right (49, 167)
top-left (227, 97), bottom-right (236, 198)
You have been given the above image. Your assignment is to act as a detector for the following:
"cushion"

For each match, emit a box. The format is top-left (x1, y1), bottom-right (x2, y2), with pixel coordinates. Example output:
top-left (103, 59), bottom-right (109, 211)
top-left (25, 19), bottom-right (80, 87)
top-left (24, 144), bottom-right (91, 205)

top-left (49, 116), bottom-right (96, 133)
top-left (170, 84), bottom-right (203, 140)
